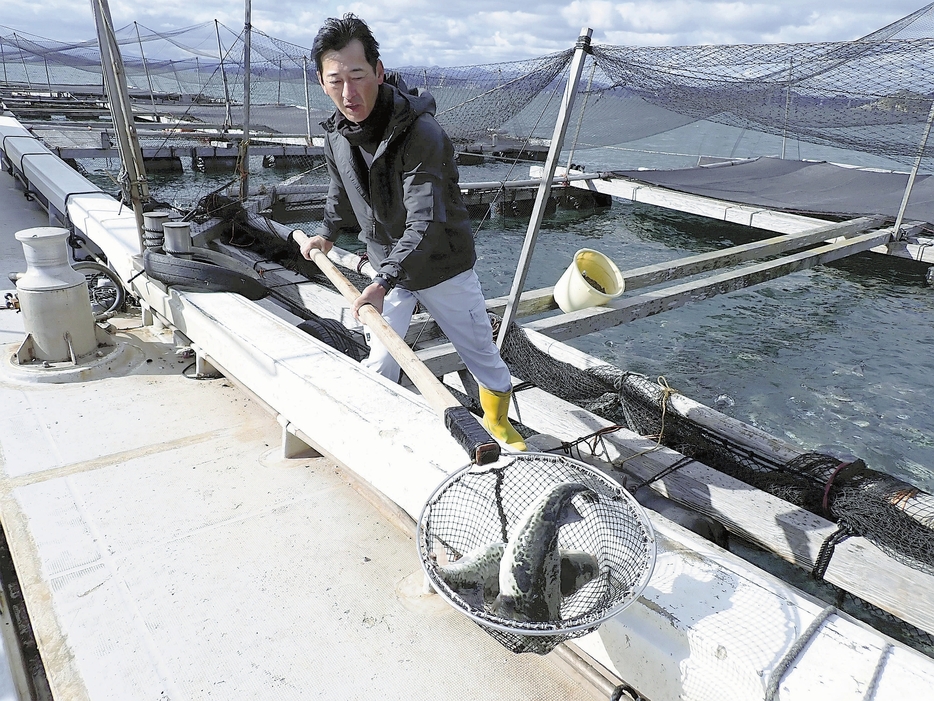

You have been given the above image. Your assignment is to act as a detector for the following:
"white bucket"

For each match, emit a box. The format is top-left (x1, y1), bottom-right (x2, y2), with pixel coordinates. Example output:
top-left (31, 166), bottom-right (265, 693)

top-left (553, 248), bottom-right (625, 313)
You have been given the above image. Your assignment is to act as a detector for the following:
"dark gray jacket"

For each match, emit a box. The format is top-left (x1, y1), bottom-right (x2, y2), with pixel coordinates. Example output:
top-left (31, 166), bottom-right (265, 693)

top-left (316, 77), bottom-right (475, 291)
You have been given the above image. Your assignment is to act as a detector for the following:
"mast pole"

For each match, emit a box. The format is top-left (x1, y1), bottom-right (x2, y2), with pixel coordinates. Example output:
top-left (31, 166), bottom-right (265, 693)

top-left (893, 99), bottom-right (934, 240)
top-left (215, 20), bottom-right (232, 131)
top-left (496, 28), bottom-right (593, 349)
top-left (91, 0), bottom-right (149, 252)
top-left (239, 0), bottom-right (252, 201)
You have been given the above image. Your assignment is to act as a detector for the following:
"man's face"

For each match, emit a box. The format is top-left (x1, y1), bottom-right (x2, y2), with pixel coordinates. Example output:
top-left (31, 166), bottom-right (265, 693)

top-left (318, 38), bottom-right (384, 124)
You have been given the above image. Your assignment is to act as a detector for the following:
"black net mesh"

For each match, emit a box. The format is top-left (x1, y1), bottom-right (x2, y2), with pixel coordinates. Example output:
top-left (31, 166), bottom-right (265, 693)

top-left (498, 320), bottom-right (934, 583)
top-left (417, 452), bottom-right (655, 654)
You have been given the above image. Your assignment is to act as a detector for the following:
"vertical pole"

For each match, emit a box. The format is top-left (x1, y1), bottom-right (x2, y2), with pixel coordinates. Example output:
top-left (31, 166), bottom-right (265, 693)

top-left (497, 28), bottom-right (593, 349)
top-left (171, 60), bottom-right (183, 94)
top-left (134, 22), bottom-right (157, 110)
top-left (43, 56), bottom-right (53, 93)
top-left (277, 58), bottom-right (282, 104)
top-left (15, 34), bottom-right (32, 88)
top-left (893, 99), bottom-right (934, 240)
top-left (303, 55), bottom-right (312, 145)
top-left (215, 20), bottom-right (232, 131)
top-left (239, 0), bottom-right (252, 201)
top-left (1, 41), bottom-right (8, 83)
top-left (91, 0), bottom-right (149, 252)
top-left (565, 60), bottom-right (596, 175)
top-left (782, 58), bottom-right (793, 159)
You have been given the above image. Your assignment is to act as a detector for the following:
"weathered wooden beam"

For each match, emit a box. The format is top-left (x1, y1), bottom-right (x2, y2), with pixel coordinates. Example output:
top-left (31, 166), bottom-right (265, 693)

top-left (527, 227), bottom-right (894, 341)
top-left (619, 215), bottom-right (885, 291)
top-left (558, 169), bottom-right (834, 234)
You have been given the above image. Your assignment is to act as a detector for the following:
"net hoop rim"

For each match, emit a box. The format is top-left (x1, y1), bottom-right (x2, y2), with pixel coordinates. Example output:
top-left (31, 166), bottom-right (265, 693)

top-left (416, 451), bottom-right (657, 636)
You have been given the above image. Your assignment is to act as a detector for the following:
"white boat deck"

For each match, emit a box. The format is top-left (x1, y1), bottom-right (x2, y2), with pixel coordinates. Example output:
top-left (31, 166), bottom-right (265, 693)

top-left (0, 170), bottom-right (592, 700)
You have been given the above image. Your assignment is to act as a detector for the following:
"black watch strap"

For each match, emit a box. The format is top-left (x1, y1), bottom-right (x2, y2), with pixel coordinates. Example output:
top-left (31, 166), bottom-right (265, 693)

top-left (374, 273), bottom-right (393, 291)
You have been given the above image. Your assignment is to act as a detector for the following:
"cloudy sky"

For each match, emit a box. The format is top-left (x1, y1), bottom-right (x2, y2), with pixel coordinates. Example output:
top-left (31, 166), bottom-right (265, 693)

top-left (2, 1), bottom-right (931, 66)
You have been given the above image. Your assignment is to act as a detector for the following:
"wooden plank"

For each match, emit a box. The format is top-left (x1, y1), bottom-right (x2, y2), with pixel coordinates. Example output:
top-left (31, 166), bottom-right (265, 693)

top-left (565, 172), bottom-right (934, 265)
top-left (527, 228), bottom-right (894, 341)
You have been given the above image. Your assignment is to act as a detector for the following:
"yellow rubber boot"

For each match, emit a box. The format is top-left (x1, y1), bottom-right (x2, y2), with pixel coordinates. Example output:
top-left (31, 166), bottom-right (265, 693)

top-left (479, 387), bottom-right (527, 451)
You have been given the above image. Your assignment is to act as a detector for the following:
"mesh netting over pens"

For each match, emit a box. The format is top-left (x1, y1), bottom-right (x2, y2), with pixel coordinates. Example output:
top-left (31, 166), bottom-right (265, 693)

top-left (6, 3), bottom-right (934, 170)
top-left (417, 452), bottom-right (655, 655)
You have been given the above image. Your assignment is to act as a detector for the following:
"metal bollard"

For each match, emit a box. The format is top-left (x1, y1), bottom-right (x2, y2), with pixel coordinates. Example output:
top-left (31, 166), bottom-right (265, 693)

top-left (13, 226), bottom-right (97, 364)
top-left (162, 221), bottom-right (193, 258)
top-left (142, 211), bottom-right (170, 251)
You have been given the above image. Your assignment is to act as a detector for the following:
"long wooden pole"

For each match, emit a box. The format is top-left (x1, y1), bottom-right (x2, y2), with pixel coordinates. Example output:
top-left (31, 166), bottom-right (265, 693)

top-left (496, 28), bottom-right (593, 349)
top-left (298, 238), bottom-right (500, 465)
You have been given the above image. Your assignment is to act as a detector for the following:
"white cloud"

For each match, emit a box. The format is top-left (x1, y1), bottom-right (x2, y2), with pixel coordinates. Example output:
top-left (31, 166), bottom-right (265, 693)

top-left (1, 1), bottom-right (929, 65)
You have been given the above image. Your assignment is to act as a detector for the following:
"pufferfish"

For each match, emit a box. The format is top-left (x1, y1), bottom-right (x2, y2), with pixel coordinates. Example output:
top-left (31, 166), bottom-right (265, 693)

top-left (491, 481), bottom-right (597, 623)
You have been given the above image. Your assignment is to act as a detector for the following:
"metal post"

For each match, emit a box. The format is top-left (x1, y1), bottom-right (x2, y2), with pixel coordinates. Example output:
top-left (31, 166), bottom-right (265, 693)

top-left (171, 60), bottom-right (183, 94)
top-left (782, 58), bottom-right (793, 159)
top-left (303, 55), bottom-right (312, 145)
top-left (134, 22), bottom-right (157, 110)
top-left (91, 0), bottom-right (149, 253)
top-left (496, 28), bottom-right (593, 349)
top-left (239, 0), bottom-right (252, 201)
top-left (893, 99), bottom-right (934, 240)
top-left (1, 41), bottom-right (7, 83)
top-left (43, 55), bottom-right (53, 94)
top-left (14, 34), bottom-right (32, 88)
top-left (215, 19), bottom-right (233, 131)
top-left (277, 58), bottom-right (282, 104)
top-left (565, 59), bottom-right (596, 175)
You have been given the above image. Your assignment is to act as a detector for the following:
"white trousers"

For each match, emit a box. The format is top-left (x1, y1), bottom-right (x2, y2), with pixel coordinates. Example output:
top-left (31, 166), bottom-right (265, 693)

top-left (362, 269), bottom-right (512, 393)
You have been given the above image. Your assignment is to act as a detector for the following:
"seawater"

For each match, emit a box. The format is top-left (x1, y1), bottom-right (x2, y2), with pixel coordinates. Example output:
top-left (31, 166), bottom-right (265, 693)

top-left (80, 141), bottom-right (934, 493)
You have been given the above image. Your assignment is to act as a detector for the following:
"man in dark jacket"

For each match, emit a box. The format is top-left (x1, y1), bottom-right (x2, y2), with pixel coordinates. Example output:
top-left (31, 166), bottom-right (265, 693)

top-left (293, 14), bottom-right (525, 451)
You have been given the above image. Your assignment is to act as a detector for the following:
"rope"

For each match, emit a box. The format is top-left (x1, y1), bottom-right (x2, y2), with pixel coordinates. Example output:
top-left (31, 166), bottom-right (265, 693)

top-left (630, 455), bottom-right (697, 493)
top-left (610, 375), bottom-right (679, 470)
top-left (811, 523), bottom-right (854, 580)
top-left (764, 605), bottom-right (837, 701)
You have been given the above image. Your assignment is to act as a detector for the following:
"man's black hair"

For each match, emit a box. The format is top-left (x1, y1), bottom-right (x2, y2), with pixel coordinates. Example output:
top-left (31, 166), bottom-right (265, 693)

top-left (312, 13), bottom-right (380, 75)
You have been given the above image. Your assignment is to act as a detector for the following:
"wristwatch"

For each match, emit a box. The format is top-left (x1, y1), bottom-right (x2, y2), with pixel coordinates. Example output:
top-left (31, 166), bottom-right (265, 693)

top-left (373, 273), bottom-right (393, 292)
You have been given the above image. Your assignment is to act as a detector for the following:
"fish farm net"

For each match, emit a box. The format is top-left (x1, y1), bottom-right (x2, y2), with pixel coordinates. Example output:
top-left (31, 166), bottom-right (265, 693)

top-left (417, 452), bottom-right (656, 655)
top-left (8, 3), bottom-right (934, 212)
top-left (498, 321), bottom-right (934, 583)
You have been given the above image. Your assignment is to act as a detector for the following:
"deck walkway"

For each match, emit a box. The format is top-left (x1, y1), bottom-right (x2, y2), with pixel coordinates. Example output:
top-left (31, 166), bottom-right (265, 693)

top-left (0, 169), bottom-right (593, 699)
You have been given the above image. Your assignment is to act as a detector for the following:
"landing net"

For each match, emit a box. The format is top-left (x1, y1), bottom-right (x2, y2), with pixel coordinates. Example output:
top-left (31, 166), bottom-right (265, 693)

top-left (417, 452), bottom-right (655, 655)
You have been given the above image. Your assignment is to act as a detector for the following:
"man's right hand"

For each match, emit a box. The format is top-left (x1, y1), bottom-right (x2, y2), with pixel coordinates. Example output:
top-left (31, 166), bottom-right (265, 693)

top-left (292, 230), bottom-right (333, 260)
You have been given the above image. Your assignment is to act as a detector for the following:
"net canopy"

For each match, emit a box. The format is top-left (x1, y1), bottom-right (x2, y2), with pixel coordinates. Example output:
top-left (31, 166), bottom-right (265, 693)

top-left (4, 4), bottom-right (934, 173)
